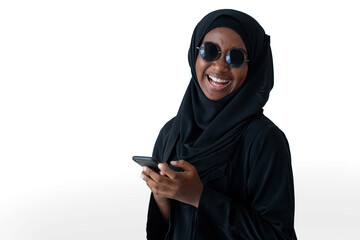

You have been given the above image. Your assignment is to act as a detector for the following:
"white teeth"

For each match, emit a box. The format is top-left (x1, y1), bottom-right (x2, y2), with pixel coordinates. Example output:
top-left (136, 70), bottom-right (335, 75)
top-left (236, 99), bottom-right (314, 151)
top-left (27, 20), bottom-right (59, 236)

top-left (210, 81), bottom-right (223, 87)
top-left (208, 75), bottom-right (230, 83)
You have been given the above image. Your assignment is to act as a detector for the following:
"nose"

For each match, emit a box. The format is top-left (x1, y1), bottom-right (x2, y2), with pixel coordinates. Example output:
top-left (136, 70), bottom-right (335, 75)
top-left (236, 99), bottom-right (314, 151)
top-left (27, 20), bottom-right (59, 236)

top-left (212, 56), bottom-right (230, 72)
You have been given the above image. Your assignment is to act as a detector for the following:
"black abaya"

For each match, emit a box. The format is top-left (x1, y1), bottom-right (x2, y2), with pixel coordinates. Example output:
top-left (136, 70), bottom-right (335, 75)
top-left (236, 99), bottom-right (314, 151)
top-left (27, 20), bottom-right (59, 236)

top-left (146, 9), bottom-right (297, 240)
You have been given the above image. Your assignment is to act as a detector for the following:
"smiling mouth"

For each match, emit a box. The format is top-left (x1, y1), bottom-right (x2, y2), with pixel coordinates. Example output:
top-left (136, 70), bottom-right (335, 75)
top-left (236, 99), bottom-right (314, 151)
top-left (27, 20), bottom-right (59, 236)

top-left (207, 75), bottom-right (231, 88)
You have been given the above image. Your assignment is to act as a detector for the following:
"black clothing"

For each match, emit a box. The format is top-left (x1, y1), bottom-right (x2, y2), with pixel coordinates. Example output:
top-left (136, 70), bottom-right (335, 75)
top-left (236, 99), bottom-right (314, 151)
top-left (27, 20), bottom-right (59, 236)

top-left (146, 9), bottom-right (296, 240)
top-left (147, 115), bottom-right (296, 239)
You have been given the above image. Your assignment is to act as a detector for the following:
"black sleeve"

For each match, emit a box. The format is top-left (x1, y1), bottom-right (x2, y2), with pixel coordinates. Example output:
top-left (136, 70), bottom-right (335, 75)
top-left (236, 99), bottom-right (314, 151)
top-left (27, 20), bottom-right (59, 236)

top-left (146, 118), bottom-right (175, 239)
top-left (146, 193), bottom-right (169, 240)
top-left (197, 125), bottom-right (297, 239)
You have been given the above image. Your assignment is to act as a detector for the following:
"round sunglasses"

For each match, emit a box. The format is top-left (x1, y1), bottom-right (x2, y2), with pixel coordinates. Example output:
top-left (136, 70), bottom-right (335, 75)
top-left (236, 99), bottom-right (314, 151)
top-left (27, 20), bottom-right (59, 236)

top-left (197, 42), bottom-right (249, 68)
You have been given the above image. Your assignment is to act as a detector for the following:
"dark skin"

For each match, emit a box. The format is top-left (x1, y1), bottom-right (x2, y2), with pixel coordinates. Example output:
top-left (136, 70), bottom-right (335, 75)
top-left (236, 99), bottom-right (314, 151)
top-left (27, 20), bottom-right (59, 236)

top-left (196, 27), bottom-right (248, 100)
top-left (141, 160), bottom-right (203, 220)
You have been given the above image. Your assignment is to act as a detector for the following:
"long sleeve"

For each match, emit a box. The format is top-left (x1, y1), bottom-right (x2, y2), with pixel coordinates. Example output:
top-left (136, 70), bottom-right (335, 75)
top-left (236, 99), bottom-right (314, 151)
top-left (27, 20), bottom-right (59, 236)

top-left (146, 193), bottom-right (169, 239)
top-left (146, 119), bottom-right (175, 239)
top-left (196, 124), bottom-right (297, 239)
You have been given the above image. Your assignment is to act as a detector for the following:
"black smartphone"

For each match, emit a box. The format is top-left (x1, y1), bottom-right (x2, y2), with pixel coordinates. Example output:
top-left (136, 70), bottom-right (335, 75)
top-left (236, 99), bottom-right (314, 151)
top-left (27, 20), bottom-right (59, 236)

top-left (132, 156), bottom-right (160, 172)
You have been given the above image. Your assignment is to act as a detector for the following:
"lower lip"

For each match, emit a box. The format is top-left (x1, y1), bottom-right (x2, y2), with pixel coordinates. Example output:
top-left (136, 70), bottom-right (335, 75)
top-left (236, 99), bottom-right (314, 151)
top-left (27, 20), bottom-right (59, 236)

top-left (207, 75), bottom-right (231, 90)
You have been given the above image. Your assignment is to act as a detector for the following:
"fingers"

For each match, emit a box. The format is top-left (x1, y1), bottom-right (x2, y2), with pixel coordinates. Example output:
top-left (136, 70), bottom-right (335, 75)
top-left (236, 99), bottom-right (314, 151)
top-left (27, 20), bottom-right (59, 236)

top-left (142, 166), bottom-right (162, 182)
top-left (140, 160), bottom-right (202, 207)
top-left (158, 163), bottom-right (178, 179)
top-left (170, 160), bottom-right (194, 172)
top-left (141, 167), bottom-right (172, 198)
top-left (157, 160), bottom-right (195, 179)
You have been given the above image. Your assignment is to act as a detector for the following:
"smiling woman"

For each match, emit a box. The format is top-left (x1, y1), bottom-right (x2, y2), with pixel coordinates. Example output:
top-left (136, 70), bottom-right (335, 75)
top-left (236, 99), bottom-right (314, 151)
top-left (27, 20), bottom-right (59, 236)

top-left (140, 9), bottom-right (297, 240)
top-left (196, 27), bottom-right (249, 100)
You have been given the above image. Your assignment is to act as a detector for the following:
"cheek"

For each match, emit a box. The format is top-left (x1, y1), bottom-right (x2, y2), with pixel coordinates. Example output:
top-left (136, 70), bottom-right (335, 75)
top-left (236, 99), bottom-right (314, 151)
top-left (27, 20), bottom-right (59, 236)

top-left (195, 57), bottom-right (210, 80)
top-left (195, 58), bottom-right (200, 79)
top-left (195, 57), bottom-right (204, 80)
top-left (233, 67), bottom-right (248, 86)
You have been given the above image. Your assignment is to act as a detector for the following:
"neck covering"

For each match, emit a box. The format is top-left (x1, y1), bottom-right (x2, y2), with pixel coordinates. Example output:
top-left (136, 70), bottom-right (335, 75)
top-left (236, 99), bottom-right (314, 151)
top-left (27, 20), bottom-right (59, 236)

top-left (156, 9), bottom-right (274, 174)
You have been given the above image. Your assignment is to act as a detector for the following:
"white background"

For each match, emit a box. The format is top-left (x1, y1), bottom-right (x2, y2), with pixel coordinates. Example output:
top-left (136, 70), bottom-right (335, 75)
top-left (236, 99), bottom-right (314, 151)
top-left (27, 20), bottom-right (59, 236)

top-left (1, 0), bottom-right (359, 239)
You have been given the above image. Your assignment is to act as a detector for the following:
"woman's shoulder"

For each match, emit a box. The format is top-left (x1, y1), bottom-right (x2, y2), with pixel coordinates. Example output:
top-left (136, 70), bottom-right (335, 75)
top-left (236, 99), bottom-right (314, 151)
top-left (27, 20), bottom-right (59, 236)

top-left (244, 114), bottom-right (288, 144)
top-left (159, 117), bottom-right (176, 135)
top-left (152, 117), bottom-right (177, 160)
top-left (153, 117), bottom-right (177, 145)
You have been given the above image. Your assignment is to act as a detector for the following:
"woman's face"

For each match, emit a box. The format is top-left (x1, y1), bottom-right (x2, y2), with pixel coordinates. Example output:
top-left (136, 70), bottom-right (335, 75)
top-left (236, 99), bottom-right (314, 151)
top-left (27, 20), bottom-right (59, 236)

top-left (195, 27), bottom-right (248, 100)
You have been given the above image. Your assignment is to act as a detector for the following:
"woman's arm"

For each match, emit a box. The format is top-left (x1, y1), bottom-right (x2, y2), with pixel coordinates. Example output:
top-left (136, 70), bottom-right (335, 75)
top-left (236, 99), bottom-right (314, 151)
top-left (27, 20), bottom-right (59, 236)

top-left (144, 118), bottom-right (176, 239)
top-left (141, 170), bottom-right (171, 220)
top-left (196, 125), bottom-right (296, 239)
top-left (142, 161), bottom-right (204, 239)
top-left (144, 124), bottom-right (296, 239)
top-left (146, 193), bottom-right (169, 240)
top-left (152, 187), bottom-right (170, 221)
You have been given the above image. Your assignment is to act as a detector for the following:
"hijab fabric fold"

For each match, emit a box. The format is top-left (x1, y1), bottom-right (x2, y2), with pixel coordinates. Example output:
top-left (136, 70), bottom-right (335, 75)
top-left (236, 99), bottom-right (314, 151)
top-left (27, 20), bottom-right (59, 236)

top-left (156, 9), bottom-right (274, 175)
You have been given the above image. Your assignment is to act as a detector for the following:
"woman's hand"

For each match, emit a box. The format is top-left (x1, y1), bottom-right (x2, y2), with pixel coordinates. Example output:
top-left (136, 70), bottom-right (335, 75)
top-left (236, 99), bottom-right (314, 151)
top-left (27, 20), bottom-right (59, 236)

top-left (141, 160), bottom-right (204, 208)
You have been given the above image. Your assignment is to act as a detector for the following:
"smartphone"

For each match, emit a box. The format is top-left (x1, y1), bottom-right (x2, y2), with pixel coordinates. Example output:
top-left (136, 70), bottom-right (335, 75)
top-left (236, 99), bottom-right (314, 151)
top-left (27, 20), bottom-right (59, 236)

top-left (132, 156), bottom-right (160, 172)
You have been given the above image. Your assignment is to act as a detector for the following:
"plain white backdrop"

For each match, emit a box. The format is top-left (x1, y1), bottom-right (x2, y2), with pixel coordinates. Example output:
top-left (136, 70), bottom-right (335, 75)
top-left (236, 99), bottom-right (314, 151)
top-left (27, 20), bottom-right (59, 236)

top-left (1, 0), bottom-right (359, 239)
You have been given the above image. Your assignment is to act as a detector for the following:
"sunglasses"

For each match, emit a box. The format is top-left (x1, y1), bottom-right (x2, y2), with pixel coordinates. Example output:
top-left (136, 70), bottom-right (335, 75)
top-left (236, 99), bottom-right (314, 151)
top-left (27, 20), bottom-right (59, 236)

top-left (197, 42), bottom-right (249, 68)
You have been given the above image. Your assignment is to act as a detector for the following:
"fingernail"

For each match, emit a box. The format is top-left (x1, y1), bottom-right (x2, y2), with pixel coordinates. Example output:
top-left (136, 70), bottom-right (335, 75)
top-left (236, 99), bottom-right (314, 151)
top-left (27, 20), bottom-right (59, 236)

top-left (142, 166), bottom-right (147, 171)
top-left (140, 174), bottom-right (145, 179)
top-left (158, 164), bottom-right (163, 170)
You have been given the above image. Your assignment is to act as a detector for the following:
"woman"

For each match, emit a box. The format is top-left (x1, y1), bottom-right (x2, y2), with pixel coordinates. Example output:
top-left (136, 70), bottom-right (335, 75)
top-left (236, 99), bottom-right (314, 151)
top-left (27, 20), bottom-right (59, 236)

top-left (140, 9), bottom-right (297, 240)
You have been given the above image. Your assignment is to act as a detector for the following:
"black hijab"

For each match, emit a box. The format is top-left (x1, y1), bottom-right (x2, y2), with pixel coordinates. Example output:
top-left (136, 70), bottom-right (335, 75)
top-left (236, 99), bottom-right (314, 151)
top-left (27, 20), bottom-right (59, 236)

top-left (155, 9), bottom-right (274, 174)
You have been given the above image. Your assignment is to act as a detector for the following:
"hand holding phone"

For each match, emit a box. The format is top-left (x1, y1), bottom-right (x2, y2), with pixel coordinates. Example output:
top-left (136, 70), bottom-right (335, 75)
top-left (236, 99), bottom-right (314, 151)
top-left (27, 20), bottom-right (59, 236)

top-left (132, 156), bottom-right (160, 172)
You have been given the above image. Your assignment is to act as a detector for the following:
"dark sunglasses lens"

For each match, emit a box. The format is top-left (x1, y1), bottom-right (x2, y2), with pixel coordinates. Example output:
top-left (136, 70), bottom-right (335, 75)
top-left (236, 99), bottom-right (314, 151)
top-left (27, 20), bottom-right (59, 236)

top-left (226, 49), bottom-right (245, 68)
top-left (200, 42), bottom-right (219, 62)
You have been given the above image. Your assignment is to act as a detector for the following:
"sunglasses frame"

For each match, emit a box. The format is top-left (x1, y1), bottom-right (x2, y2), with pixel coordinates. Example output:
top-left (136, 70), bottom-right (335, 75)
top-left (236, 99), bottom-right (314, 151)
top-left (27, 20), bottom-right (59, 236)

top-left (197, 41), bottom-right (249, 68)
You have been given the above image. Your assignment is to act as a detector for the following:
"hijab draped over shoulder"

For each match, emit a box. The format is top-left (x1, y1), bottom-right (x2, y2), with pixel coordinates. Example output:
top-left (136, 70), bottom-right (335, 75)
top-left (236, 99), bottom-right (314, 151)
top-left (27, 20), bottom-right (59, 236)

top-left (153, 9), bottom-right (274, 173)
top-left (148, 9), bottom-right (296, 240)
